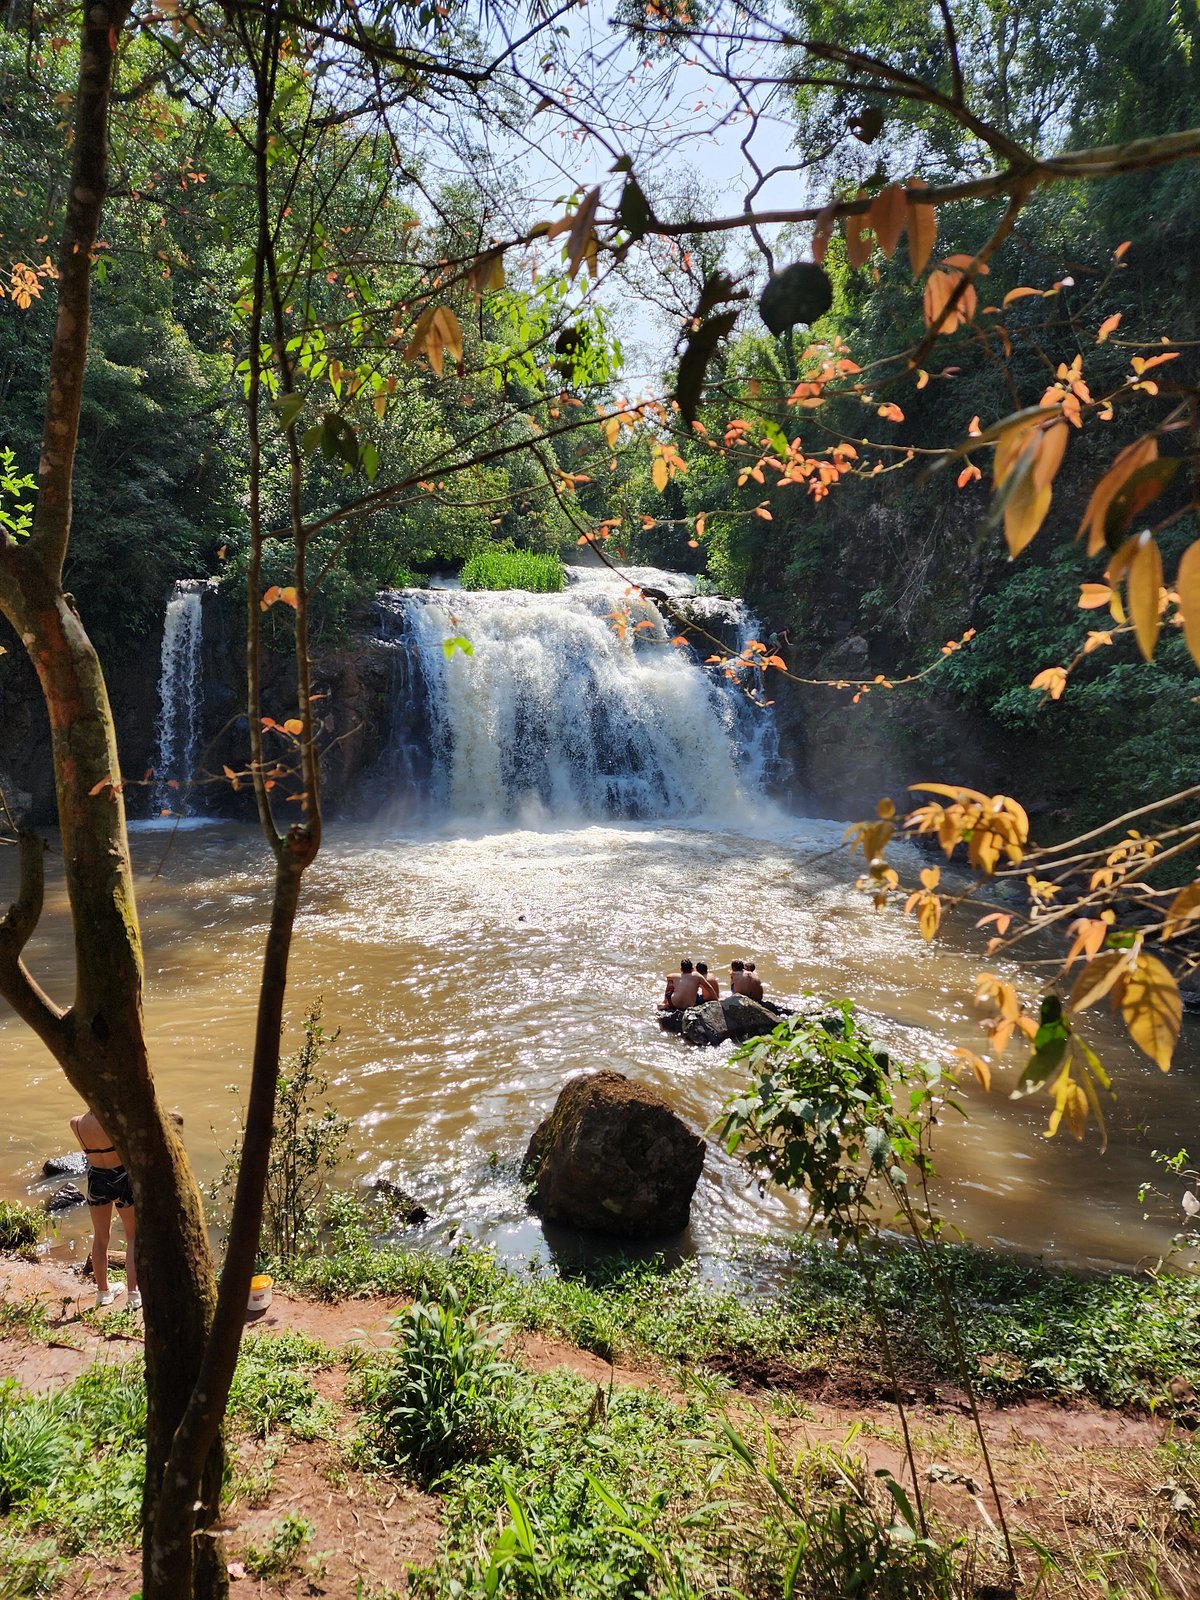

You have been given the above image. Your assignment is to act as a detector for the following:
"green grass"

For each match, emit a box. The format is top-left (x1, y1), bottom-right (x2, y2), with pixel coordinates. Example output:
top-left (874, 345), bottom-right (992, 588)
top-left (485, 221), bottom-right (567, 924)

top-left (0, 1204), bottom-right (40, 1259)
top-left (460, 547), bottom-right (565, 592)
top-left (284, 1205), bottom-right (1200, 1412)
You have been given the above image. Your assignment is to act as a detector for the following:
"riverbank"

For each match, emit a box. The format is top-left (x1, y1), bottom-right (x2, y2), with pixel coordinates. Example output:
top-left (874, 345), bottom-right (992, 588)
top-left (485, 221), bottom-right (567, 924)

top-left (1, 1233), bottom-right (1198, 1598)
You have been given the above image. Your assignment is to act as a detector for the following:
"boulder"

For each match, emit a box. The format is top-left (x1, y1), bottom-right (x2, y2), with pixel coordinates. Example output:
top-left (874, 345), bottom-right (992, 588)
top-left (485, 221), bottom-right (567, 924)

top-left (45, 1184), bottom-right (85, 1212)
top-left (522, 1070), bottom-right (705, 1238)
top-left (681, 1000), bottom-right (729, 1047)
top-left (42, 1153), bottom-right (86, 1179)
top-left (719, 993), bottom-right (783, 1042)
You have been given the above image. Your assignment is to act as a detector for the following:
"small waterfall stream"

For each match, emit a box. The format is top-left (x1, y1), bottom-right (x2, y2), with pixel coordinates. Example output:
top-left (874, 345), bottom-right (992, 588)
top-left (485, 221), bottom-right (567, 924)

top-left (151, 580), bottom-right (207, 814)
top-left (375, 566), bottom-right (780, 821)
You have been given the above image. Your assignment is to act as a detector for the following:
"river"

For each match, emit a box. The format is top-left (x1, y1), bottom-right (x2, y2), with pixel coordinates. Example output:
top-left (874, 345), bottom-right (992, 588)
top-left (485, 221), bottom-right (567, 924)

top-left (1, 563), bottom-right (1195, 1274)
top-left (1, 815), bottom-right (1195, 1275)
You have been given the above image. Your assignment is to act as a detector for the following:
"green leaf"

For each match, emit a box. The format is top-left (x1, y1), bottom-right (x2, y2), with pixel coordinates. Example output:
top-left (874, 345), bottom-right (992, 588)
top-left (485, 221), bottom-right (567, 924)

top-left (274, 392), bottom-right (305, 431)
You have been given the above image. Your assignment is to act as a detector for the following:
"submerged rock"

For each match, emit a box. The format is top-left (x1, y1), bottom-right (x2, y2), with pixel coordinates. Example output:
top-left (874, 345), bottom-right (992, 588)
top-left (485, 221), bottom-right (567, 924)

top-left (521, 1070), bottom-right (705, 1238)
top-left (45, 1184), bottom-right (85, 1212)
top-left (368, 1177), bottom-right (430, 1226)
top-left (41, 1153), bottom-right (86, 1179)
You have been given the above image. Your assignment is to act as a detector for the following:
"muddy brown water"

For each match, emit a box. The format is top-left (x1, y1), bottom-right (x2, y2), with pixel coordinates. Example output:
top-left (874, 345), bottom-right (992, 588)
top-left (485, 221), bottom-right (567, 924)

top-left (1, 815), bottom-right (1195, 1275)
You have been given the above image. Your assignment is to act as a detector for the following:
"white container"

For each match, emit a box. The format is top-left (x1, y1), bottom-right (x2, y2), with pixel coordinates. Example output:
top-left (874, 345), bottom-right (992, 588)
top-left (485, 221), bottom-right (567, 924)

top-left (248, 1274), bottom-right (273, 1313)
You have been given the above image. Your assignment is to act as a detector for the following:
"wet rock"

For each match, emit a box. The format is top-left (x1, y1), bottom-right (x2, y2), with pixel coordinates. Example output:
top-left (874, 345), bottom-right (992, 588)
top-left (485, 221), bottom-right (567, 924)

top-left (1180, 978), bottom-right (1200, 1017)
top-left (656, 1008), bottom-right (683, 1034)
top-left (717, 993), bottom-right (782, 1043)
top-left (368, 1177), bottom-right (429, 1226)
top-left (45, 1184), bottom-right (85, 1212)
top-left (681, 1000), bottom-right (729, 1047)
top-left (521, 1070), bottom-right (705, 1238)
top-left (42, 1152), bottom-right (87, 1179)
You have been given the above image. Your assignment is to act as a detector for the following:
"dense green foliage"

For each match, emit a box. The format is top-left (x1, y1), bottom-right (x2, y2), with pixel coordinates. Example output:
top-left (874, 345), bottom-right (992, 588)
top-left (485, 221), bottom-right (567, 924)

top-left (460, 546), bottom-right (566, 592)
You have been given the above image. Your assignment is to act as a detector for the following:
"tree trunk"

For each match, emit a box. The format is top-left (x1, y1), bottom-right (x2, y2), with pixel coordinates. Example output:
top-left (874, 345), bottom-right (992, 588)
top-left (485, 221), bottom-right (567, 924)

top-left (0, 558), bottom-right (227, 1598)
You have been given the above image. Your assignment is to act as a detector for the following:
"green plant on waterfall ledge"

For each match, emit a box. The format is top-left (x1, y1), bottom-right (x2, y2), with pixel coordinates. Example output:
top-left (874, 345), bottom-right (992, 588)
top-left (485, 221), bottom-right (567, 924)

top-left (460, 547), bottom-right (565, 593)
top-left (715, 1002), bottom-right (1017, 1579)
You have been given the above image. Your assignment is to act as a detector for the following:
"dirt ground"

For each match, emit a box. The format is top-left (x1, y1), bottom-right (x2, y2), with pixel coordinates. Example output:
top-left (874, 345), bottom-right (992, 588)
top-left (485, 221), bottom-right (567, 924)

top-left (2, 1255), bottom-right (1197, 1598)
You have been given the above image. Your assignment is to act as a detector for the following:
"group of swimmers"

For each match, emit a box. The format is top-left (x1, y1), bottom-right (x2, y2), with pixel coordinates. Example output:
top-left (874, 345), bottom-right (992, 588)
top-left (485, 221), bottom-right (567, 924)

top-left (659, 957), bottom-right (765, 1011)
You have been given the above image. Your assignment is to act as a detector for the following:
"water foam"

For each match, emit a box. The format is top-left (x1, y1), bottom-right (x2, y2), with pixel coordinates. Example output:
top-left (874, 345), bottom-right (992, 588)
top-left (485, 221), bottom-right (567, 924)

top-left (375, 570), bottom-right (779, 823)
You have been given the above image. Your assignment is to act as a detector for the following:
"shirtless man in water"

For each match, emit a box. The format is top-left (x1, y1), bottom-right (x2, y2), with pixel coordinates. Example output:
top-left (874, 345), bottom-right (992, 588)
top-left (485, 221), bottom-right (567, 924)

top-left (729, 960), bottom-right (764, 1003)
top-left (70, 1108), bottom-right (139, 1310)
top-left (660, 959), bottom-right (705, 1010)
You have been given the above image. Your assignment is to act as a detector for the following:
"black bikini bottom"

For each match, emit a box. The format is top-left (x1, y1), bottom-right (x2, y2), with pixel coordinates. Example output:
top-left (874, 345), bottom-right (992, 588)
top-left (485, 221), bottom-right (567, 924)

top-left (86, 1165), bottom-right (134, 1210)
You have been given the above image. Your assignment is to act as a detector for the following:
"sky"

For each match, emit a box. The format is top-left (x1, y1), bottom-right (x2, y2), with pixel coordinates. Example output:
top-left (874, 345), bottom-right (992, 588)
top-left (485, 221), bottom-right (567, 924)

top-left (405, 0), bottom-right (811, 375)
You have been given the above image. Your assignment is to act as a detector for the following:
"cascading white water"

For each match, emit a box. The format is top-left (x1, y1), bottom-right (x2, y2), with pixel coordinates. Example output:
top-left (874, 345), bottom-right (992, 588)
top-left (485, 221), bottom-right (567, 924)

top-left (151, 581), bottom-right (207, 814)
top-left (376, 565), bottom-right (780, 822)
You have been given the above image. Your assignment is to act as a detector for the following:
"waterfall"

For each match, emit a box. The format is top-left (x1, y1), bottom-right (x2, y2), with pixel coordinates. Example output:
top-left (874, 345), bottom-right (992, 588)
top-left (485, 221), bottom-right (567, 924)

top-left (375, 566), bottom-right (780, 823)
top-left (151, 581), bottom-right (207, 815)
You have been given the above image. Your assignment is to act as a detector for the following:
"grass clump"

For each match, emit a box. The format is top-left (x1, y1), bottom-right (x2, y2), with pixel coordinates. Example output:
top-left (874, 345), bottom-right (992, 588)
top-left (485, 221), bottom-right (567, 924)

top-left (242, 1512), bottom-right (316, 1579)
top-left (358, 1288), bottom-right (517, 1485)
top-left (460, 546), bottom-right (564, 593)
top-left (229, 1330), bottom-right (337, 1441)
top-left (0, 1204), bottom-right (40, 1259)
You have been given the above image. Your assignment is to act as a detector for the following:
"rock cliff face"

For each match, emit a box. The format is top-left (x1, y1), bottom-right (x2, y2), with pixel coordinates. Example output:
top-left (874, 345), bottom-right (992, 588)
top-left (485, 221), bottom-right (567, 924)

top-left (0, 590), bottom-right (400, 824)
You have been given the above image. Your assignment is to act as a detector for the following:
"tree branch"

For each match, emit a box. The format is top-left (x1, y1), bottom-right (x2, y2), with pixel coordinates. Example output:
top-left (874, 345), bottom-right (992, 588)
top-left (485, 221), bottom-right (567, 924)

top-left (0, 830), bottom-right (67, 1053)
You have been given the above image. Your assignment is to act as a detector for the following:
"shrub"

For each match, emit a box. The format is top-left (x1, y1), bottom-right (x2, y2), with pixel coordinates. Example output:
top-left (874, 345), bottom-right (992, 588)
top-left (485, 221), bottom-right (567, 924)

top-left (460, 546), bottom-right (564, 592)
top-left (361, 1288), bottom-right (516, 1483)
top-left (0, 1202), bottom-right (39, 1256)
top-left (211, 997), bottom-right (349, 1262)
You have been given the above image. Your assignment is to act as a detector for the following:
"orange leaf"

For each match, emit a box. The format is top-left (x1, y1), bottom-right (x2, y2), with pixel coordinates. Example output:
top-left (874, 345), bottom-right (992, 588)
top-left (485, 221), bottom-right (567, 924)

top-left (1127, 532), bottom-right (1163, 660)
top-left (279, 586), bottom-right (298, 608)
top-left (845, 193), bottom-right (872, 269)
top-left (1097, 312), bottom-right (1121, 342)
top-left (1002, 286), bottom-right (1042, 306)
top-left (1078, 435), bottom-right (1158, 557)
top-left (282, 717), bottom-right (304, 735)
top-left (905, 179), bottom-right (936, 277)
top-left (1030, 666), bottom-right (1067, 699)
top-left (1078, 583), bottom-right (1113, 610)
top-left (877, 402), bottom-right (904, 423)
top-left (869, 184), bottom-right (906, 258)
top-left (1176, 539), bottom-right (1200, 668)
top-left (88, 777), bottom-right (112, 796)
top-left (260, 585), bottom-right (281, 611)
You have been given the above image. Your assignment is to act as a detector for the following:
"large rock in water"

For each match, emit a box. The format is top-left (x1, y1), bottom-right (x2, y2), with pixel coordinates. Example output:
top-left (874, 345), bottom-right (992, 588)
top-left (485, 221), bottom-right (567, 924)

top-left (522, 1071), bottom-right (705, 1238)
top-left (720, 994), bottom-right (783, 1042)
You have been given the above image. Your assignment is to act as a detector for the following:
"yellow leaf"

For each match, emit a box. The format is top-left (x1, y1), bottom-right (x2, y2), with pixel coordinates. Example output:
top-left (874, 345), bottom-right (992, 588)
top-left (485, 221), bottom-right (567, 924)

top-left (1127, 532), bottom-right (1163, 660)
top-left (1029, 666), bottom-right (1067, 699)
top-left (905, 178), bottom-right (936, 277)
top-left (279, 586), bottom-right (298, 609)
top-left (373, 392), bottom-right (387, 421)
top-left (403, 305), bottom-right (463, 377)
top-left (1078, 435), bottom-right (1158, 557)
top-left (1004, 469), bottom-right (1051, 560)
top-left (917, 894), bottom-right (941, 942)
top-left (919, 866), bottom-right (939, 890)
top-left (1068, 950), bottom-right (1131, 1013)
top-left (951, 1047), bottom-right (991, 1092)
top-left (1163, 882), bottom-right (1200, 941)
top-left (869, 184), bottom-right (906, 258)
top-left (651, 456), bottom-right (668, 492)
top-left (1002, 286), bottom-right (1042, 306)
top-left (1063, 1079), bottom-right (1088, 1141)
top-left (1121, 953), bottom-right (1182, 1071)
top-left (604, 415), bottom-right (620, 450)
top-left (1176, 539), bottom-right (1200, 668)
top-left (1031, 419), bottom-right (1069, 492)
top-left (282, 718), bottom-right (304, 735)
top-left (1078, 583), bottom-right (1113, 610)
